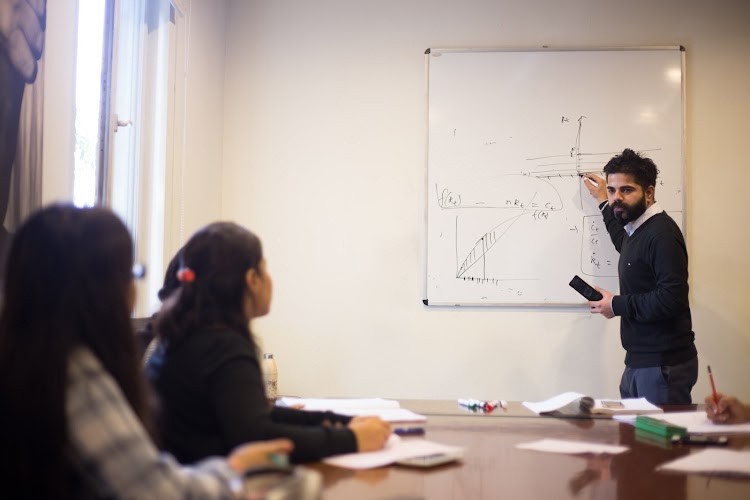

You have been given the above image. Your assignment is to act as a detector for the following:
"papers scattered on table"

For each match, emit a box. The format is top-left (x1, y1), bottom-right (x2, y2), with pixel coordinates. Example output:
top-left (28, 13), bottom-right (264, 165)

top-left (648, 411), bottom-right (750, 435)
top-left (323, 434), bottom-right (464, 469)
top-left (522, 391), bottom-right (662, 417)
top-left (334, 408), bottom-right (426, 422)
top-left (277, 397), bottom-right (400, 410)
top-left (276, 397), bottom-right (426, 422)
top-left (523, 392), bottom-right (585, 414)
top-left (613, 414), bottom-right (638, 423)
top-left (656, 449), bottom-right (750, 476)
top-left (516, 438), bottom-right (629, 455)
top-left (591, 398), bottom-right (662, 415)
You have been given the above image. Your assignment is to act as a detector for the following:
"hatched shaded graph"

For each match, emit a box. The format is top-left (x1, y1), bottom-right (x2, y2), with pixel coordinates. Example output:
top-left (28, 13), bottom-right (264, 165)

top-left (449, 182), bottom-right (564, 285)
top-left (455, 211), bottom-right (526, 280)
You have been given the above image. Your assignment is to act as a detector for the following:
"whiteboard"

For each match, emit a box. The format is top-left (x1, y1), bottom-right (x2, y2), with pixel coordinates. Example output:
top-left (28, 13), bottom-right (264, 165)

top-left (425, 48), bottom-right (685, 306)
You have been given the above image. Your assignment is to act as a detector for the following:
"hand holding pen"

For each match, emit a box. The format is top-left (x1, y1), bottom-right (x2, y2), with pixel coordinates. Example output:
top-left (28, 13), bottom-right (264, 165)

top-left (704, 366), bottom-right (750, 424)
top-left (580, 173), bottom-right (607, 204)
top-left (705, 392), bottom-right (749, 424)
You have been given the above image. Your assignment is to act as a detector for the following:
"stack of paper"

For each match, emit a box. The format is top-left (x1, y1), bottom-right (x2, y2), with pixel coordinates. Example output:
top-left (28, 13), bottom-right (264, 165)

top-left (522, 391), bottom-right (663, 417)
top-left (591, 398), bottom-right (662, 415)
top-left (648, 411), bottom-right (750, 434)
top-left (276, 397), bottom-right (426, 423)
top-left (324, 434), bottom-right (464, 469)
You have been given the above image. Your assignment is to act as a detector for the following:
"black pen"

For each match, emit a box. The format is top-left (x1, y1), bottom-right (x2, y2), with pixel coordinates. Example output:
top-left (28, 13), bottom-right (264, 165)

top-left (394, 427), bottom-right (425, 436)
top-left (671, 434), bottom-right (729, 446)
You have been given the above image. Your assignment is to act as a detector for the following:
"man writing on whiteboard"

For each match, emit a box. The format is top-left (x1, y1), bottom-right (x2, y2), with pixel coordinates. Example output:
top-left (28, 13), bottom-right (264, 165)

top-left (582, 149), bottom-right (697, 405)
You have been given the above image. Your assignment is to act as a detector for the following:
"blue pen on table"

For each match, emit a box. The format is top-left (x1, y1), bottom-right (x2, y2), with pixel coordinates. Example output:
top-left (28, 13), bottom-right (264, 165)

top-left (394, 427), bottom-right (426, 436)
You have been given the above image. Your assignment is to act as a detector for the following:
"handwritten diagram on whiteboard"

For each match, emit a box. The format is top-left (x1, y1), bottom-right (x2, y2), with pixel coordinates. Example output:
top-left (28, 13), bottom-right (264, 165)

top-left (425, 49), bottom-right (685, 305)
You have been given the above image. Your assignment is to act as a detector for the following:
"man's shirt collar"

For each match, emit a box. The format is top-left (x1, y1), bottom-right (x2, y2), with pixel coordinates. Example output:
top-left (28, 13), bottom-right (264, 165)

top-left (625, 202), bottom-right (663, 236)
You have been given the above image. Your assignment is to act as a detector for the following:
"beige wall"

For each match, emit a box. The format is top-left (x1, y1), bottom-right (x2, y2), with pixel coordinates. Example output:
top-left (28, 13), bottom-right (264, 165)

top-left (221, 0), bottom-right (750, 402)
top-left (166, 0), bottom-right (227, 250)
top-left (42, 0), bottom-right (749, 401)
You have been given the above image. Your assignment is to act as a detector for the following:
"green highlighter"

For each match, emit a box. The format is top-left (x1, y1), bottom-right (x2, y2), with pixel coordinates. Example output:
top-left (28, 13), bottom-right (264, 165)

top-left (635, 415), bottom-right (688, 439)
top-left (634, 428), bottom-right (674, 449)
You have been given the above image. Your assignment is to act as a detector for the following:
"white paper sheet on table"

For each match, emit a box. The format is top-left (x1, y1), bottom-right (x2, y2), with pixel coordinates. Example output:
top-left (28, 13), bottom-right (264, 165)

top-left (516, 438), bottom-right (629, 455)
top-left (276, 397), bottom-right (426, 422)
top-left (277, 397), bottom-right (401, 411)
top-left (657, 449), bottom-right (750, 475)
top-left (649, 411), bottom-right (750, 435)
top-left (613, 414), bottom-right (638, 423)
top-left (323, 434), bottom-right (464, 469)
top-left (522, 392), bottom-right (585, 414)
top-left (332, 408), bottom-right (426, 422)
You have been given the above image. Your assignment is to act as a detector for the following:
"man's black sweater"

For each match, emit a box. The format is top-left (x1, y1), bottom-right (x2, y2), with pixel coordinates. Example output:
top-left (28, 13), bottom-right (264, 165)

top-left (602, 204), bottom-right (697, 367)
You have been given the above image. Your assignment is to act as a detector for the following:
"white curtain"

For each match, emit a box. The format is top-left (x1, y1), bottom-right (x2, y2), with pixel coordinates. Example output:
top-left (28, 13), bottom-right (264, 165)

top-left (110, 0), bottom-right (189, 316)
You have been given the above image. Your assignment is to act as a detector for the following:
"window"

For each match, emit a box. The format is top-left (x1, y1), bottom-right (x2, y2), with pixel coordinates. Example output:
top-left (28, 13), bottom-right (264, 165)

top-left (73, 0), bottom-right (109, 207)
top-left (74, 0), bottom-right (189, 317)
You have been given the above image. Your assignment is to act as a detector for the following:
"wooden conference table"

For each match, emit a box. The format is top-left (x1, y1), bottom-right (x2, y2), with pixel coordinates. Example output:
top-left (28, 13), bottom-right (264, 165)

top-left (306, 400), bottom-right (750, 500)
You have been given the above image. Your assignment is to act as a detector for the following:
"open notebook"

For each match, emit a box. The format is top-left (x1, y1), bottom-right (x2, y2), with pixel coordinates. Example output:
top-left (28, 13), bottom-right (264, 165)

top-left (276, 397), bottom-right (427, 423)
top-left (523, 391), bottom-right (663, 418)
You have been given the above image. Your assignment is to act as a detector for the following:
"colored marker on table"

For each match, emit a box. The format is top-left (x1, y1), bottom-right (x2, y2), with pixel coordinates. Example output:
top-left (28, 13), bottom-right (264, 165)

top-left (458, 398), bottom-right (507, 412)
top-left (484, 400), bottom-right (507, 411)
top-left (458, 398), bottom-right (483, 411)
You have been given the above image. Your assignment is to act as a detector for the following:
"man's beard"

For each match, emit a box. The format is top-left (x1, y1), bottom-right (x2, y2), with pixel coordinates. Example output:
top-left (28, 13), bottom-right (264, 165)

top-left (612, 195), bottom-right (647, 225)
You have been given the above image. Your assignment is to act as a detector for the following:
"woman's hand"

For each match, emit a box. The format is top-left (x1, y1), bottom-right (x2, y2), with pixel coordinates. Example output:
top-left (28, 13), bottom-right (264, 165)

top-left (227, 438), bottom-right (294, 473)
top-left (705, 393), bottom-right (749, 424)
top-left (349, 416), bottom-right (391, 452)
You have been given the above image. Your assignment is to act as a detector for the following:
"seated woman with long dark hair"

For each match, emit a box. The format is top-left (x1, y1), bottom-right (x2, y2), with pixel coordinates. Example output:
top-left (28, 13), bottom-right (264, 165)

top-left (146, 222), bottom-right (391, 464)
top-left (0, 205), bottom-right (292, 498)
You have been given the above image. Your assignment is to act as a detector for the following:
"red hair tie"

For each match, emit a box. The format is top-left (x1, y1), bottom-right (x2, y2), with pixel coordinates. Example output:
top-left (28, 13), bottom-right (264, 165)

top-left (177, 267), bottom-right (195, 283)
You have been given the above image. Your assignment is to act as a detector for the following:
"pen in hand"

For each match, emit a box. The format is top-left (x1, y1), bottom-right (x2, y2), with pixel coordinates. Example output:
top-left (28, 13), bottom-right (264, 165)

top-left (707, 365), bottom-right (719, 407)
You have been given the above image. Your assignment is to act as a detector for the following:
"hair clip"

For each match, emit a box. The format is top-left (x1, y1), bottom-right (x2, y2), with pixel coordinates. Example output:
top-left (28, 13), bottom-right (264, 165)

top-left (176, 267), bottom-right (195, 283)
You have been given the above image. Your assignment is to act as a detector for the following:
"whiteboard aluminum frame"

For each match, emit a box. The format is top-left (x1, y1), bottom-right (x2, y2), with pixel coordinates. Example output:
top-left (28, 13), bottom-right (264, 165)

top-left (422, 46), bottom-right (687, 307)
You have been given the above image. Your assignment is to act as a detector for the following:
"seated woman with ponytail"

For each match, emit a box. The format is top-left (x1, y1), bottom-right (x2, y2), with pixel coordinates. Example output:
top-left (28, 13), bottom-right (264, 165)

top-left (0, 205), bottom-right (292, 499)
top-left (146, 222), bottom-right (391, 464)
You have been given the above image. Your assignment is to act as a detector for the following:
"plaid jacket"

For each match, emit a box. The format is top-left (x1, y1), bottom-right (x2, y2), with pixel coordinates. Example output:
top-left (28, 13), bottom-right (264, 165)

top-left (66, 347), bottom-right (241, 498)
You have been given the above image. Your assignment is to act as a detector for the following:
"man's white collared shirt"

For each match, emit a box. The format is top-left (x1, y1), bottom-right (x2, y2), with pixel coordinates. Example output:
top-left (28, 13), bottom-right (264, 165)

top-left (623, 202), bottom-right (663, 237)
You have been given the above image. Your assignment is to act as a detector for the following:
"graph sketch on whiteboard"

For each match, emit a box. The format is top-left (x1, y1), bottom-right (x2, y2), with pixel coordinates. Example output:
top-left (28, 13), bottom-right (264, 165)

top-left (440, 116), bottom-right (653, 287)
